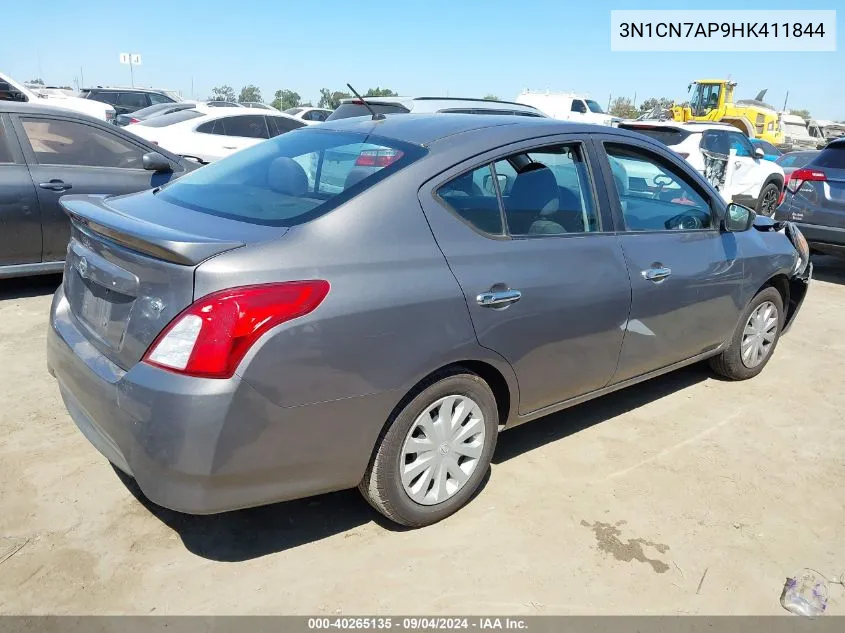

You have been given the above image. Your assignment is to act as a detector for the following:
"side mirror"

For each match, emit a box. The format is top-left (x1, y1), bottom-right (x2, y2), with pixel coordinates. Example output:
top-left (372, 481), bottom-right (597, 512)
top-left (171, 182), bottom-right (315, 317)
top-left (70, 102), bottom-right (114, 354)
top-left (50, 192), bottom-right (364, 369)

top-left (754, 147), bottom-right (765, 159)
top-left (142, 151), bottom-right (173, 173)
top-left (723, 203), bottom-right (755, 232)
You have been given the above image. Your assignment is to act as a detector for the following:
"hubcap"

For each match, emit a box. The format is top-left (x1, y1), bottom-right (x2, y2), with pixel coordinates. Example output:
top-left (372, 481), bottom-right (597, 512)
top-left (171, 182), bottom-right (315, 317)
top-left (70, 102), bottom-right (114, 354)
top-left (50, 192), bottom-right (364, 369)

top-left (400, 395), bottom-right (486, 506)
top-left (741, 301), bottom-right (778, 368)
top-left (760, 187), bottom-right (778, 216)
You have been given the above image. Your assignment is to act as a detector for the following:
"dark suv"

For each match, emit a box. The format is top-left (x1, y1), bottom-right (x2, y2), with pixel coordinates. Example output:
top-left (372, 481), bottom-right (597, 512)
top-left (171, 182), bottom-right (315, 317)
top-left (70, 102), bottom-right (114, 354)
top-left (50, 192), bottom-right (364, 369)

top-left (80, 88), bottom-right (178, 116)
top-left (775, 138), bottom-right (845, 257)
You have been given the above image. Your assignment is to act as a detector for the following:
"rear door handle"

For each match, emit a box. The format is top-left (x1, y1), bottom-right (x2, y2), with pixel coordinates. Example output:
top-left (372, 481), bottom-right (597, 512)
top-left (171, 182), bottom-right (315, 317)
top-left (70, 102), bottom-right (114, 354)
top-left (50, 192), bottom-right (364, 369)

top-left (476, 289), bottom-right (522, 307)
top-left (39, 179), bottom-right (72, 192)
top-left (642, 267), bottom-right (672, 282)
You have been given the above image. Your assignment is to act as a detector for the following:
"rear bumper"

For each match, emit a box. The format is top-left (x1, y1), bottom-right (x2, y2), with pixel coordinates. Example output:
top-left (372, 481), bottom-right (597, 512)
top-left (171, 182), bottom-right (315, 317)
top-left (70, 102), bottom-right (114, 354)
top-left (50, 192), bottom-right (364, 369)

top-left (47, 287), bottom-right (391, 514)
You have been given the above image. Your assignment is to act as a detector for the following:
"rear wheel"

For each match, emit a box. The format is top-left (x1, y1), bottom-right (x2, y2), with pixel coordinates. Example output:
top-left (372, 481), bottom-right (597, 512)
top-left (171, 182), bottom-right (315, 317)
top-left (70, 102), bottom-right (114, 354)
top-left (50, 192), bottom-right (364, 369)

top-left (710, 287), bottom-right (784, 380)
top-left (756, 182), bottom-right (780, 217)
top-left (360, 370), bottom-right (498, 527)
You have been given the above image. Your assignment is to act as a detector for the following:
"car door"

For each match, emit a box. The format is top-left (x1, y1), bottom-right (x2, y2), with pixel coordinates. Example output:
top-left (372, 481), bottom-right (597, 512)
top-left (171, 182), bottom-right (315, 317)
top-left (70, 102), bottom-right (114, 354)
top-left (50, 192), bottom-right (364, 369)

top-left (594, 135), bottom-right (744, 382)
top-left (0, 114), bottom-right (41, 267)
top-left (418, 135), bottom-right (631, 415)
top-left (12, 113), bottom-right (179, 262)
top-left (723, 130), bottom-right (764, 201)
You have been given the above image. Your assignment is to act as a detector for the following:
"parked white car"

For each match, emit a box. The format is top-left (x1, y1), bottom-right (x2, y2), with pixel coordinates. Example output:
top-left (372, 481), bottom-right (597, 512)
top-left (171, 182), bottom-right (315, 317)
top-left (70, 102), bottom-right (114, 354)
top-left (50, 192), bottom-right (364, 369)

top-left (126, 108), bottom-right (306, 163)
top-left (620, 121), bottom-right (785, 216)
top-left (283, 107), bottom-right (333, 123)
top-left (1, 72), bottom-right (115, 121)
top-left (515, 90), bottom-right (619, 126)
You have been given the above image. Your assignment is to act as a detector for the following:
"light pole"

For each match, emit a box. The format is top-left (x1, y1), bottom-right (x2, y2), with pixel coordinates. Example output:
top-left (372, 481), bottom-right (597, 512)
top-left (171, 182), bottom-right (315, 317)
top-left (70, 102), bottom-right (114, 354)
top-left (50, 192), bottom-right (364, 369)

top-left (119, 53), bottom-right (142, 87)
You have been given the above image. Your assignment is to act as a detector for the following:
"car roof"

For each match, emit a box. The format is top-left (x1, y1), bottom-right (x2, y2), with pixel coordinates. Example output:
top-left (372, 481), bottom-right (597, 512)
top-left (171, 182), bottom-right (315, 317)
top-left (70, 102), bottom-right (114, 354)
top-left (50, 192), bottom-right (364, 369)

top-left (319, 113), bottom-right (636, 147)
top-left (338, 95), bottom-right (541, 111)
top-left (83, 86), bottom-right (169, 94)
top-left (0, 101), bottom-right (108, 120)
top-left (622, 120), bottom-right (737, 133)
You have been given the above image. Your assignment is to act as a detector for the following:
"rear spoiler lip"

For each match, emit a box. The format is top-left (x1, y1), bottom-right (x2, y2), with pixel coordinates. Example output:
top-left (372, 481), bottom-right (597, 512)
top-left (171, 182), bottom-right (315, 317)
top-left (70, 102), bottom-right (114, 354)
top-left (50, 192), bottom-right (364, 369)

top-left (60, 194), bottom-right (245, 266)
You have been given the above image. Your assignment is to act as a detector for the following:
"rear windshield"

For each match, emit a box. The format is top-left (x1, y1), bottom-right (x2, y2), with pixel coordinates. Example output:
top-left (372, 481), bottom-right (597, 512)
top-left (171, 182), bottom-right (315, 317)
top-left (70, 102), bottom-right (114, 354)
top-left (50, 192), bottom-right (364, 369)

top-left (139, 109), bottom-right (205, 127)
top-left (157, 129), bottom-right (427, 226)
top-left (326, 102), bottom-right (411, 121)
top-left (811, 145), bottom-right (845, 169)
top-left (776, 152), bottom-right (816, 168)
top-left (620, 125), bottom-right (690, 147)
top-left (284, 107), bottom-right (303, 115)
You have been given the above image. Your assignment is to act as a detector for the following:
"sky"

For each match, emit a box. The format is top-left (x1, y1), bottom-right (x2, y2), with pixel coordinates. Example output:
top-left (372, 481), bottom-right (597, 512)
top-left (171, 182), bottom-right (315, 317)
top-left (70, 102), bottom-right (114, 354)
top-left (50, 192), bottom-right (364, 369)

top-left (2, 0), bottom-right (842, 118)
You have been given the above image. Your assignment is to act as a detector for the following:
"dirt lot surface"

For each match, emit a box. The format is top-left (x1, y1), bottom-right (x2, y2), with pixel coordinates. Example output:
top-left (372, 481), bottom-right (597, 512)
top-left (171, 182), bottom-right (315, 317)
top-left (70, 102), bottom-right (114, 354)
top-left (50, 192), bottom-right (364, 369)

top-left (1, 259), bottom-right (844, 616)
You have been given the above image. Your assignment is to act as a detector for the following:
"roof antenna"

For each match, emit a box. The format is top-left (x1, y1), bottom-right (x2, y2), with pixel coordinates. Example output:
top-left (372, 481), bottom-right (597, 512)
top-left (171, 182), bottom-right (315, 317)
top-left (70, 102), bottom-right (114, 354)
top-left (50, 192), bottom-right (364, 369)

top-left (347, 83), bottom-right (385, 121)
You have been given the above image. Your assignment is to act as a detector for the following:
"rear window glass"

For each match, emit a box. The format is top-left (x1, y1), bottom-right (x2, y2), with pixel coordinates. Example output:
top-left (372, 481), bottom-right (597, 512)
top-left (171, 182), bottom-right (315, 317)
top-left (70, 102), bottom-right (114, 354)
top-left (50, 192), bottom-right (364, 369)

top-left (620, 125), bottom-right (690, 147)
top-left (139, 110), bottom-right (205, 127)
top-left (811, 145), bottom-right (845, 169)
top-left (157, 129), bottom-right (427, 226)
top-left (284, 107), bottom-right (303, 115)
top-left (326, 102), bottom-right (410, 120)
top-left (776, 152), bottom-right (816, 168)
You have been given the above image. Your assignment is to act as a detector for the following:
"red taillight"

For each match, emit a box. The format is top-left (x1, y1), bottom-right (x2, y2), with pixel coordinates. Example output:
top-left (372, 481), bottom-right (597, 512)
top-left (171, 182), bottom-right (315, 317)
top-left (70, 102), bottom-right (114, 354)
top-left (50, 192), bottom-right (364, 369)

top-left (787, 167), bottom-right (826, 193)
top-left (355, 149), bottom-right (403, 167)
top-left (143, 281), bottom-right (330, 379)
top-left (129, 117), bottom-right (140, 124)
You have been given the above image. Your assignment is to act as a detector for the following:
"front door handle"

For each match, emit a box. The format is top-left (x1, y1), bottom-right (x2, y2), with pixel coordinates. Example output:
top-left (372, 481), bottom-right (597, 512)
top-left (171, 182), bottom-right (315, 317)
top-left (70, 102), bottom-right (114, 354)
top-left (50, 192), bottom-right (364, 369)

top-left (642, 266), bottom-right (672, 282)
top-left (222, 146), bottom-right (237, 150)
top-left (39, 179), bottom-right (72, 192)
top-left (476, 289), bottom-right (522, 307)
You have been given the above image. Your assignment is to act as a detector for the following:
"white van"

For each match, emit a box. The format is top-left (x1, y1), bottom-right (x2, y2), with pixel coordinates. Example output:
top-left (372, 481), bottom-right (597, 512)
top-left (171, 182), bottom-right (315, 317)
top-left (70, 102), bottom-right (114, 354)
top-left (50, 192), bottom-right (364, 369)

top-left (779, 113), bottom-right (815, 151)
top-left (515, 91), bottom-right (619, 126)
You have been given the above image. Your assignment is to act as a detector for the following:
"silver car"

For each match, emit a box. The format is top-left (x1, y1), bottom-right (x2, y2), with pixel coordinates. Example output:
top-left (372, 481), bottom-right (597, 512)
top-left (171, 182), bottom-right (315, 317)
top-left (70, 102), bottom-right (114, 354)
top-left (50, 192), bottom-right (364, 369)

top-left (47, 115), bottom-right (811, 527)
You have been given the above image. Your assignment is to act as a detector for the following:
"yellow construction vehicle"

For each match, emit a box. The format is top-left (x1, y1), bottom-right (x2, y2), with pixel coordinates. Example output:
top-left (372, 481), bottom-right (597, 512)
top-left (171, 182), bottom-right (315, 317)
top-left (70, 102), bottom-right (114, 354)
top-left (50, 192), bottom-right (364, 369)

top-left (671, 80), bottom-right (784, 146)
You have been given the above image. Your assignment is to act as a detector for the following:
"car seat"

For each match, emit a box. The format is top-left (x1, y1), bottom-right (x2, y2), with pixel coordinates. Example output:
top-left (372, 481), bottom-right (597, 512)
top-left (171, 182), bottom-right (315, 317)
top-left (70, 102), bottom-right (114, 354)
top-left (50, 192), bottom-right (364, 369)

top-left (506, 163), bottom-right (564, 234)
top-left (267, 157), bottom-right (308, 196)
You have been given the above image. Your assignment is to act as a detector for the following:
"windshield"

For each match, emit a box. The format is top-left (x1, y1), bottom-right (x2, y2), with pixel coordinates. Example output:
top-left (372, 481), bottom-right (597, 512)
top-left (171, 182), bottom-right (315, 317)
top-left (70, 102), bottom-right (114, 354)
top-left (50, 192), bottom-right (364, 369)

top-left (585, 100), bottom-right (604, 114)
top-left (158, 129), bottom-right (427, 226)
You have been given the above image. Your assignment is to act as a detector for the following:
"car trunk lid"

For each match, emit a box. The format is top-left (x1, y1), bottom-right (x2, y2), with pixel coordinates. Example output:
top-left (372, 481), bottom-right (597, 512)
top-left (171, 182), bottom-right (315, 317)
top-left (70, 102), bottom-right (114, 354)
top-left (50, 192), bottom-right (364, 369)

top-left (60, 192), bottom-right (287, 370)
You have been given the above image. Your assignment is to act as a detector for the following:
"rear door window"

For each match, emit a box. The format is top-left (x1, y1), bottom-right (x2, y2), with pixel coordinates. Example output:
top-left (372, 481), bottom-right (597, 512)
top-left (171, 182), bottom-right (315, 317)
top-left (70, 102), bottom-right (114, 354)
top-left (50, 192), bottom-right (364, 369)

top-left (621, 125), bottom-right (690, 147)
top-left (0, 122), bottom-right (13, 163)
top-left (88, 91), bottom-right (119, 105)
top-left (570, 100), bottom-right (587, 113)
top-left (436, 164), bottom-right (503, 235)
top-left (221, 115), bottom-right (269, 139)
top-left (157, 129), bottom-right (426, 226)
top-left (267, 116), bottom-right (305, 137)
top-left (117, 92), bottom-right (149, 110)
top-left (20, 117), bottom-right (145, 168)
top-left (148, 93), bottom-right (172, 105)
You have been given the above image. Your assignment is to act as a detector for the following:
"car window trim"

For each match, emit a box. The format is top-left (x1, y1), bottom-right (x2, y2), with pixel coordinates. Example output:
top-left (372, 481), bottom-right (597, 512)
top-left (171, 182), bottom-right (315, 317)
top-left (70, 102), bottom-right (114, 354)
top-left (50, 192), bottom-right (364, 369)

top-left (9, 113), bottom-right (157, 169)
top-left (592, 133), bottom-right (723, 234)
top-left (0, 113), bottom-right (27, 165)
top-left (424, 132), bottom-right (612, 241)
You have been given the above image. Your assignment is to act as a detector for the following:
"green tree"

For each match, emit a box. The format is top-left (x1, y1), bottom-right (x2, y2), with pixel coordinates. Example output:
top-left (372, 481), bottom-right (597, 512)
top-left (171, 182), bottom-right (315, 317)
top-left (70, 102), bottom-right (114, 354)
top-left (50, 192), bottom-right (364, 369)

top-left (208, 85), bottom-right (236, 103)
top-left (238, 84), bottom-right (262, 104)
top-left (483, 94), bottom-right (500, 101)
top-left (318, 88), bottom-right (352, 109)
top-left (609, 96), bottom-right (638, 119)
top-left (272, 89), bottom-right (301, 111)
top-left (789, 108), bottom-right (811, 121)
top-left (364, 87), bottom-right (398, 97)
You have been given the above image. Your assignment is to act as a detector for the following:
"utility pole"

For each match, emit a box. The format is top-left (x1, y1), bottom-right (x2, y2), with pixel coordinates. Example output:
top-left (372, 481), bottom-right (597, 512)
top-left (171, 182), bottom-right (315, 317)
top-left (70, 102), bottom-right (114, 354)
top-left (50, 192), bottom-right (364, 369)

top-left (607, 93), bottom-right (612, 112)
top-left (782, 90), bottom-right (790, 113)
top-left (79, 67), bottom-right (84, 90)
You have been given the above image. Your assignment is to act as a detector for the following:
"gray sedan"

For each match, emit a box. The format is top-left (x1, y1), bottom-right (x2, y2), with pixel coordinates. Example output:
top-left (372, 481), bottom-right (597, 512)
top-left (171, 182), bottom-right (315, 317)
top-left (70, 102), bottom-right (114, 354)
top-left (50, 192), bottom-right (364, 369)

top-left (47, 115), bottom-right (811, 527)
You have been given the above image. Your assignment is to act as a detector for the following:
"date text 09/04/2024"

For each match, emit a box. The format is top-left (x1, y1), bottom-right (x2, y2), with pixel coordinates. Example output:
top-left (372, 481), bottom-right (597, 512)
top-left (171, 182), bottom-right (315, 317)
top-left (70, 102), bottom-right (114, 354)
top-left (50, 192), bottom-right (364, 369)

top-left (619, 22), bottom-right (826, 38)
top-left (307, 617), bottom-right (528, 630)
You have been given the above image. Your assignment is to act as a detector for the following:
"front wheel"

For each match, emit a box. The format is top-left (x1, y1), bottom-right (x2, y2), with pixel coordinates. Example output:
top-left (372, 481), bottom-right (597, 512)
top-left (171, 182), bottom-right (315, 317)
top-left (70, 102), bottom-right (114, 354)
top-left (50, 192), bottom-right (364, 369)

top-left (756, 182), bottom-right (780, 217)
top-left (710, 287), bottom-right (784, 380)
top-left (359, 370), bottom-right (499, 527)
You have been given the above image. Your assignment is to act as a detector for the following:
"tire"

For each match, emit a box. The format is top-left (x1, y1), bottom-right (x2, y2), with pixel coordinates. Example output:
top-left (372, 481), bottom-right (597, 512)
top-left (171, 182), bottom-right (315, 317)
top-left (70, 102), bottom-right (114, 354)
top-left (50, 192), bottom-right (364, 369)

top-left (359, 369), bottom-right (499, 527)
top-left (755, 182), bottom-right (780, 217)
top-left (709, 286), bottom-right (784, 380)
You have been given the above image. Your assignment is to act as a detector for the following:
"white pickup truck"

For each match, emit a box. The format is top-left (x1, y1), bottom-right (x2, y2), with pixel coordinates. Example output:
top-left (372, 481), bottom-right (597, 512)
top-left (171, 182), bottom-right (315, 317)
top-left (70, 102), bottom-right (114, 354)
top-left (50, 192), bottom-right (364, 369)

top-left (0, 72), bottom-right (114, 121)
